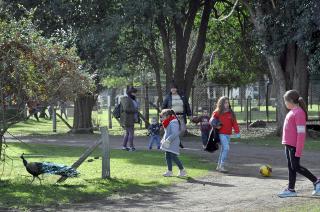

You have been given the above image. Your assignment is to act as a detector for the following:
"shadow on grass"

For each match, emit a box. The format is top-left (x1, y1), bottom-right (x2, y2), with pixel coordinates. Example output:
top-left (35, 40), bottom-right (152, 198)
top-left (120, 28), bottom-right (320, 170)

top-left (0, 177), bottom-right (163, 210)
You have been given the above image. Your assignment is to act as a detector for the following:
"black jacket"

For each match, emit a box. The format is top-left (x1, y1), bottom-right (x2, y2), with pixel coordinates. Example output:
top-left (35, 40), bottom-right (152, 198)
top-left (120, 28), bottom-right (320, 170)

top-left (162, 93), bottom-right (192, 122)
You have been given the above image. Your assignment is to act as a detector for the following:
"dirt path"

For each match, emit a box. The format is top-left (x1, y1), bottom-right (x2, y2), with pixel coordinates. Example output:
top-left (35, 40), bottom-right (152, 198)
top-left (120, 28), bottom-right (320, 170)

top-left (6, 133), bottom-right (320, 211)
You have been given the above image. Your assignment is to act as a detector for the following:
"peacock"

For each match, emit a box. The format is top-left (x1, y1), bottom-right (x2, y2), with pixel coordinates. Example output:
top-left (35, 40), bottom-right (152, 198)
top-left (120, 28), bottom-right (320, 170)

top-left (20, 153), bottom-right (79, 183)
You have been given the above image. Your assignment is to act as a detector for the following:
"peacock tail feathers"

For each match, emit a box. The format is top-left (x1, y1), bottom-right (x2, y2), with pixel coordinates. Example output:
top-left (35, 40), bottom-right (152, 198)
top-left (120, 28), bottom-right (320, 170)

top-left (40, 162), bottom-right (79, 177)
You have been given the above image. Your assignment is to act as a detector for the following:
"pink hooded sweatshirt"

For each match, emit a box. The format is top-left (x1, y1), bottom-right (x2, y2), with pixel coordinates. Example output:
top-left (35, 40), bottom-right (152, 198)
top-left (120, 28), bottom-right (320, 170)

top-left (282, 107), bottom-right (306, 157)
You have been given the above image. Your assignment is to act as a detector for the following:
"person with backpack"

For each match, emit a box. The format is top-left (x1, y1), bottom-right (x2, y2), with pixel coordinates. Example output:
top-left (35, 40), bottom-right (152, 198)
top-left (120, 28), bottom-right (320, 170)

top-left (119, 87), bottom-right (139, 151)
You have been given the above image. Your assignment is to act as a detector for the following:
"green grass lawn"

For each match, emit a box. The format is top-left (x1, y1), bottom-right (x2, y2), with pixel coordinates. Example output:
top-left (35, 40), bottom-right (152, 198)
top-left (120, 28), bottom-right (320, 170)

top-left (0, 143), bottom-right (213, 210)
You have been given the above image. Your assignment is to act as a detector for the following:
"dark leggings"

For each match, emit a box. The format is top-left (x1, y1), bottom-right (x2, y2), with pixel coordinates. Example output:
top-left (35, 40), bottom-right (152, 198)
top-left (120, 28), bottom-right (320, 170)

top-left (123, 127), bottom-right (134, 148)
top-left (165, 151), bottom-right (184, 171)
top-left (285, 145), bottom-right (317, 190)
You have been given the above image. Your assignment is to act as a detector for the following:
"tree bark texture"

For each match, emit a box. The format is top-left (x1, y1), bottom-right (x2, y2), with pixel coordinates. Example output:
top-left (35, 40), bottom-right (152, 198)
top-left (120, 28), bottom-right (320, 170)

top-left (243, 1), bottom-right (309, 135)
top-left (72, 95), bottom-right (95, 133)
top-left (156, 0), bottom-right (212, 98)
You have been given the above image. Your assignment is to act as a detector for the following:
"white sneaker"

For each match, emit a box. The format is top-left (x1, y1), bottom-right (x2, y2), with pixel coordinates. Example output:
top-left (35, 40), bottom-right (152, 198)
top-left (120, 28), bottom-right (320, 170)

top-left (163, 171), bottom-right (173, 177)
top-left (217, 165), bottom-right (228, 173)
top-left (178, 169), bottom-right (187, 177)
top-left (312, 180), bottom-right (320, 196)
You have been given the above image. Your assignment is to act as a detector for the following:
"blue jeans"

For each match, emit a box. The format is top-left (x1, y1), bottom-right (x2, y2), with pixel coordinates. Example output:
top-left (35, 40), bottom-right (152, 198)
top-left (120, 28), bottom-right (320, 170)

top-left (217, 134), bottom-right (230, 166)
top-left (148, 135), bottom-right (160, 149)
top-left (123, 127), bottom-right (134, 148)
top-left (165, 152), bottom-right (184, 171)
top-left (201, 131), bottom-right (210, 146)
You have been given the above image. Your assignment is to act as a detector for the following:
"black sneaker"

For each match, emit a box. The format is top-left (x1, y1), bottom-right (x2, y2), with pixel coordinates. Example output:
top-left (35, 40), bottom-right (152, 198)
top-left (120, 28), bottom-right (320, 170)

top-left (130, 147), bottom-right (136, 151)
top-left (122, 147), bottom-right (130, 151)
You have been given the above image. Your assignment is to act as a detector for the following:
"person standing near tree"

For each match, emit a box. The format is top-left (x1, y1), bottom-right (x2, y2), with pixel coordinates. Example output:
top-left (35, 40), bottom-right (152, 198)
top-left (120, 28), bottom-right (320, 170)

top-left (278, 90), bottom-right (320, 198)
top-left (120, 87), bottom-right (139, 151)
top-left (162, 83), bottom-right (192, 147)
top-left (60, 101), bottom-right (68, 119)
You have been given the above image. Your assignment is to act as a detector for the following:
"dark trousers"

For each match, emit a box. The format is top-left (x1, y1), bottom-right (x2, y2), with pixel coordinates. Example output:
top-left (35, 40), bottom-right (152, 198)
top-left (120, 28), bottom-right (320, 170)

top-left (201, 131), bottom-right (210, 146)
top-left (285, 145), bottom-right (317, 190)
top-left (165, 151), bottom-right (184, 171)
top-left (123, 127), bottom-right (134, 148)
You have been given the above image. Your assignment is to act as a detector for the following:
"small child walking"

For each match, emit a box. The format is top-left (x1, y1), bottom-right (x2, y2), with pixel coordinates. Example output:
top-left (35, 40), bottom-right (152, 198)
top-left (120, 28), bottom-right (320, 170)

top-left (191, 110), bottom-right (212, 149)
top-left (278, 90), bottom-right (320, 198)
top-left (160, 109), bottom-right (187, 177)
top-left (147, 117), bottom-right (161, 150)
top-left (211, 96), bottom-right (240, 173)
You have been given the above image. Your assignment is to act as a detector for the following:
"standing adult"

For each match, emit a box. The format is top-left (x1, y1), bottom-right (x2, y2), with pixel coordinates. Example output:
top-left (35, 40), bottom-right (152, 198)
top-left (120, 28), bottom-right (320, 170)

top-left (120, 87), bottom-right (139, 151)
top-left (60, 101), bottom-right (68, 119)
top-left (162, 83), bottom-right (192, 146)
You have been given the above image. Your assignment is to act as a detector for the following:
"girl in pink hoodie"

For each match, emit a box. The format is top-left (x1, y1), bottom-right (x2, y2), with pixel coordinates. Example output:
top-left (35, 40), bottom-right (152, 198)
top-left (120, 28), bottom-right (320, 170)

top-left (278, 90), bottom-right (320, 198)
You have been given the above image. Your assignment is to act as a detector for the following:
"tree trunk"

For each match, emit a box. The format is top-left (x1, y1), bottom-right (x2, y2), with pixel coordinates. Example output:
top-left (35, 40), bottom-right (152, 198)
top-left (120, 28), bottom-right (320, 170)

top-left (145, 43), bottom-right (163, 105)
top-left (72, 95), bottom-right (95, 134)
top-left (243, 2), bottom-right (310, 134)
top-left (156, 15), bottom-right (173, 93)
top-left (266, 56), bottom-right (287, 135)
top-left (292, 47), bottom-right (309, 104)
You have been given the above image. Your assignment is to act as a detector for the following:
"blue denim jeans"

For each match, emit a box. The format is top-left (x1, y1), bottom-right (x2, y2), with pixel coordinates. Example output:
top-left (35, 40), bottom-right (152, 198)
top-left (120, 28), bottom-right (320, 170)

top-left (217, 134), bottom-right (230, 166)
top-left (148, 135), bottom-right (161, 149)
top-left (165, 151), bottom-right (184, 171)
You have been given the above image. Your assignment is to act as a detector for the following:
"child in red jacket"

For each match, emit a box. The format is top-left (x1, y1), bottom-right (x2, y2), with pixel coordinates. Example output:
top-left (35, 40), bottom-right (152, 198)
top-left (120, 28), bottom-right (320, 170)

top-left (210, 96), bottom-right (240, 172)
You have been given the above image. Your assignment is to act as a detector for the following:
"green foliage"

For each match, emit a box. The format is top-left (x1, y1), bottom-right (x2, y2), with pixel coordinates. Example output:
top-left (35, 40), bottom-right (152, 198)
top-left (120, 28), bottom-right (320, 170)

top-left (254, 0), bottom-right (320, 73)
top-left (0, 15), bottom-right (94, 131)
top-left (206, 4), bottom-right (267, 86)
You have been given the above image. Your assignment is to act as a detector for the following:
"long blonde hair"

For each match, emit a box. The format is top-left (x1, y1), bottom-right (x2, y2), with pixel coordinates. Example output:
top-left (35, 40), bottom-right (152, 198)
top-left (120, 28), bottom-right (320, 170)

top-left (214, 96), bottom-right (236, 120)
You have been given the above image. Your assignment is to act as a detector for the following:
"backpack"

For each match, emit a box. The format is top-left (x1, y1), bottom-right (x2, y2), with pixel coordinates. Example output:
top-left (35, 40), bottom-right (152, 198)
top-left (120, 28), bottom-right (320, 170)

top-left (112, 103), bottom-right (121, 119)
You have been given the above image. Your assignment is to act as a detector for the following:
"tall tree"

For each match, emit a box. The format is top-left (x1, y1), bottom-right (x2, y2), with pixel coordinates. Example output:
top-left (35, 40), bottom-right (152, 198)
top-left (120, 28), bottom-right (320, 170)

top-left (2, 0), bottom-right (120, 133)
top-left (242, 0), bottom-right (320, 133)
top-left (0, 15), bottom-right (93, 157)
top-left (206, 4), bottom-right (267, 87)
top-left (117, 0), bottom-right (241, 99)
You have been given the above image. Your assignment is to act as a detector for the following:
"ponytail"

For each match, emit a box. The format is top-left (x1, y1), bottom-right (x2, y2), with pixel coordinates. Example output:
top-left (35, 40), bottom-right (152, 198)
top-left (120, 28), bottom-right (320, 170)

top-left (298, 97), bottom-right (308, 121)
top-left (160, 109), bottom-right (181, 130)
top-left (170, 110), bottom-right (181, 130)
top-left (284, 90), bottom-right (308, 121)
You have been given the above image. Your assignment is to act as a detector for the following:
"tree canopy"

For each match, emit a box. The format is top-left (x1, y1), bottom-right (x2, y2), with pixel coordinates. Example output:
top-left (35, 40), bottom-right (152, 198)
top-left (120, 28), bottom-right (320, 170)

top-left (0, 14), bottom-right (94, 132)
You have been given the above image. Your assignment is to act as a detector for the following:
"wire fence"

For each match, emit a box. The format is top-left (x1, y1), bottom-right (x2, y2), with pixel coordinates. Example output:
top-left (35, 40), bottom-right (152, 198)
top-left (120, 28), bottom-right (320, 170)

top-left (100, 79), bottom-right (320, 125)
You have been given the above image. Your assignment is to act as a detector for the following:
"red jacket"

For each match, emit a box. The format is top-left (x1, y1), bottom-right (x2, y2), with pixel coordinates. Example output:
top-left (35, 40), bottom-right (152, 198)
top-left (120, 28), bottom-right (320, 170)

top-left (212, 111), bottom-right (240, 135)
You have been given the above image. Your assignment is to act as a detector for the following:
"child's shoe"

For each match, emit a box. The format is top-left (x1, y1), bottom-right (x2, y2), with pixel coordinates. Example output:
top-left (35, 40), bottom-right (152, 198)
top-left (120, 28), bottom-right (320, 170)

top-left (312, 179), bottom-right (320, 196)
top-left (129, 147), bottom-right (136, 151)
top-left (177, 169), bottom-right (187, 177)
top-left (122, 146), bottom-right (130, 151)
top-left (163, 171), bottom-right (173, 177)
top-left (216, 165), bottom-right (228, 173)
top-left (278, 188), bottom-right (297, 198)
